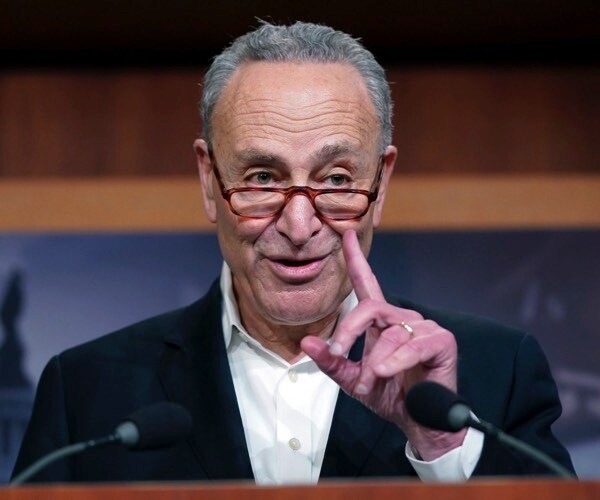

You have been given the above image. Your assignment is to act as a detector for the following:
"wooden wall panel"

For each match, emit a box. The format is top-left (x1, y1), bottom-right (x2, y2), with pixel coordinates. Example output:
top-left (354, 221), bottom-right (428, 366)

top-left (0, 68), bottom-right (598, 177)
top-left (392, 68), bottom-right (599, 173)
top-left (0, 72), bottom-right (202, 177)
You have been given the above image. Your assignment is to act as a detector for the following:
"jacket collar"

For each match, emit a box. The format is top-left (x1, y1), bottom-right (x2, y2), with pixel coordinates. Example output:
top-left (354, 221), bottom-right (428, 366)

top-left (159, 280), bottom-right (253, 480)
top-left (158, 278), bottom-right (399, 480)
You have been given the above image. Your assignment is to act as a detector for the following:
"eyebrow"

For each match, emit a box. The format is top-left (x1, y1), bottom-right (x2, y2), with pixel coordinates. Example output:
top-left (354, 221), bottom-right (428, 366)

top-left (236, 149), bottom-right (284, 166)
top-left (310, 143), bottom-right (361, 164)
top-left (234, 142), bottom-right (361, 168)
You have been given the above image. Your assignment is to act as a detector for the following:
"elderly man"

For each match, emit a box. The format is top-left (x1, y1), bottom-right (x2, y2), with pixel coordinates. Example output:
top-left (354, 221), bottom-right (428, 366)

top-left (13, 22), bottom-right (573, 484)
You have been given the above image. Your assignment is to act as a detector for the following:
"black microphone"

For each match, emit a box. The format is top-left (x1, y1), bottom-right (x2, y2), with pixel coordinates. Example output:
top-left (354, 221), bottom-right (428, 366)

top-left (10, 401), bottom-right (192, 486)
top-left (405, 381), bottom-right (575, 478)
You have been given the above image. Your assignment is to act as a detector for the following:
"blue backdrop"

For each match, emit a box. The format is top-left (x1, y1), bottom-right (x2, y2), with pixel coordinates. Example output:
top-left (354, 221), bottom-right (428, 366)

top-left (1, 230), bottom-right (598, 481)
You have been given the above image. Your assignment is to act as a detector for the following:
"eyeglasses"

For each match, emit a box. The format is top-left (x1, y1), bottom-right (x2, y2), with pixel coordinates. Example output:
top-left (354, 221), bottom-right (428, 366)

top-left (212, 156), bottom-right (385, 221)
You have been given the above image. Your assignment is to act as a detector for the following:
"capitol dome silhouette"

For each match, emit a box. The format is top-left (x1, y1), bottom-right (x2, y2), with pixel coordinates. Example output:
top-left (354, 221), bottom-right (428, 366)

top-left (0, 271), bottom-right (34, 483)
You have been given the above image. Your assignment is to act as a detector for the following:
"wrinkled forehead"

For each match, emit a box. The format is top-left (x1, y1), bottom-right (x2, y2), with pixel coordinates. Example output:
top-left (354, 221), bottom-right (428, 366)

top-left (209, 61), bottom-right (381, 161)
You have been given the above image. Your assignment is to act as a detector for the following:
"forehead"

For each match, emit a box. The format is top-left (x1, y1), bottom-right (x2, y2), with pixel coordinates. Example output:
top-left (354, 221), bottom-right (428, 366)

top-left (210, 61), bottom-right (380, 161)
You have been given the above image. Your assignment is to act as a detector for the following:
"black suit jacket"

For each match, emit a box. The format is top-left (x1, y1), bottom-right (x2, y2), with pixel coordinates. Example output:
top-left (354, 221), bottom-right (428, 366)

top-left (13, 280), bottom-right (574, 482)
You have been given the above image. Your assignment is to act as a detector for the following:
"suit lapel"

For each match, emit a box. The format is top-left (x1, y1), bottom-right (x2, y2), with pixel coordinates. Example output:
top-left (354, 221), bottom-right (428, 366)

top-left (158, 280), bottom-right (253, 480)
top-left (156, 286), bottom-right (412, 480)
top-left (320, 335), bottom-right (390, 477)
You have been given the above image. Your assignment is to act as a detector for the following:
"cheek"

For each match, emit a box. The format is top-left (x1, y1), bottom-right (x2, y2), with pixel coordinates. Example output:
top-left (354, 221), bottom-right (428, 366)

top-left (357, 220), bottom-right (375, 256)
top-left (329, 214), bottom-right (375, 254)
top-left (216, 208), bottom-right (271, 257)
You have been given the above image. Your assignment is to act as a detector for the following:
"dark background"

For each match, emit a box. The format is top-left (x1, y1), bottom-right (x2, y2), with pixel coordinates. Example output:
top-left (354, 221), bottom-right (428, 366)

top-left (2, 0), bottom-right (599, 66)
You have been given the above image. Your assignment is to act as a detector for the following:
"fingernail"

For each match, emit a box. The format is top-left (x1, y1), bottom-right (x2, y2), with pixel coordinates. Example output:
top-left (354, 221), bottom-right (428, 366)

top-left (375, 363), bottom-right (387, 373)
top-left (329, 343), bottom-right (343, 356)
top-left (355, 384), bottom-right (368, 395)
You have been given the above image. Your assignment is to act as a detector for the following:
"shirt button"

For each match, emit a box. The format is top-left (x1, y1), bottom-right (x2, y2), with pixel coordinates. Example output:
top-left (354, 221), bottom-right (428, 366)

top-left (288, 369), bottom-right (298, 383)
top-left (288, 437), bottom-right (301, 451)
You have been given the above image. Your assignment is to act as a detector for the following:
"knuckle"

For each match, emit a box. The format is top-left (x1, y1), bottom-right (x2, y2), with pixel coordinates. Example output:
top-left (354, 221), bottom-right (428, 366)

top-left (422, 319), bottom-right (437, 329)
top-left (402, 311), bottom-right (423, 324)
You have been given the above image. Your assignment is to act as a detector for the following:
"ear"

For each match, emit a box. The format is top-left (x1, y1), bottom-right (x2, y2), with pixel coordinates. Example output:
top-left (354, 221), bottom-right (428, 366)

top-left (194, 138), bottom-right (217, 223)
top-left (372, 145), bottom-right (397, 228)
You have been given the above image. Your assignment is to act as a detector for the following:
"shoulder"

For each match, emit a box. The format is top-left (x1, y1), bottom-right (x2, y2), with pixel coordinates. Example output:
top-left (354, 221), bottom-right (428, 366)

top-left (57, 307), bottom-right (184, 367)
top-left (386, 293), bottom-right (528, 351)
top-left (57, 278), bottom-right (222, 370)
top-left (385, 294), bottom-right (558, 425)
top-left (385, 293), bottom-right (544, 398)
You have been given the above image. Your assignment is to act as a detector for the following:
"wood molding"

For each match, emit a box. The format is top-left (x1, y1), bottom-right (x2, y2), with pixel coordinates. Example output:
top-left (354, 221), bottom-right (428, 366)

top-left (1, 480), bottom-right (597, 500)
top-left (1, 175), bottom-right (599, 232)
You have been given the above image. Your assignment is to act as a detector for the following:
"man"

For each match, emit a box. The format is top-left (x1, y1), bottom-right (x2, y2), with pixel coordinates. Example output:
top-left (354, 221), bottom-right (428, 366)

top-left (13, 21), bottom-right (574, 484)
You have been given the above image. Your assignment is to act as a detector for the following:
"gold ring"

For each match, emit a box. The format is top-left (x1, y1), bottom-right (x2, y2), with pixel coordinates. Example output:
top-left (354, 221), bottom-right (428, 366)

top-left (399, 321), bottom-right (414, 338)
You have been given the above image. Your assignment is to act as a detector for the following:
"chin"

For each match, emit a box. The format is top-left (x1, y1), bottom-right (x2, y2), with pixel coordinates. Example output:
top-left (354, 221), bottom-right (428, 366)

top-left (258, 286), bottom-right (344, 326)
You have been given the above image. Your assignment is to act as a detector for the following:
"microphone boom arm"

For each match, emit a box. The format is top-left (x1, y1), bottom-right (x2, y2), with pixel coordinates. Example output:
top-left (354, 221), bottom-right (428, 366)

top-left (470, 418), bottom-right (575, 479)
top-left (10, 434), bottom-right (120, 486)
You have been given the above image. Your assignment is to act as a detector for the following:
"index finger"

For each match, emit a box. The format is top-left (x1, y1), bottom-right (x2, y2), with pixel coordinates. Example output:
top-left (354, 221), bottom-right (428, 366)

top-left (343, 229), bottom-right (385, 302)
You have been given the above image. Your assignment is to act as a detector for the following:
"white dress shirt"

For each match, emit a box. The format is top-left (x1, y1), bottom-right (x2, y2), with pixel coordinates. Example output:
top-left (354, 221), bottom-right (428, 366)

top-left (219, 262), bottom-right (483, 484)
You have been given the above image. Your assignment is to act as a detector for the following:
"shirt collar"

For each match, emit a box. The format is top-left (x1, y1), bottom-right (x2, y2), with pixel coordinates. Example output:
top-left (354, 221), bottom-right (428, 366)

top-left (219, 261), bottom-right (358, 351)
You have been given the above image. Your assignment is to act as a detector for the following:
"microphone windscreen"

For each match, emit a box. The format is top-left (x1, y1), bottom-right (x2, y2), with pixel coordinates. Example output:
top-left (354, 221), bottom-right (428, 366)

top-left (405, 381), bottom-right (466, 432)
top-left (118, 402), bottom-right (192, 450)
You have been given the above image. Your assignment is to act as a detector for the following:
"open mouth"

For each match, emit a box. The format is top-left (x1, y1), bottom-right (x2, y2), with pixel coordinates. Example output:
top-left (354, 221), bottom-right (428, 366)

top-left (276, 258), bottom-right (320, 267)
top-left (267, 255), bottom-right (328, 282)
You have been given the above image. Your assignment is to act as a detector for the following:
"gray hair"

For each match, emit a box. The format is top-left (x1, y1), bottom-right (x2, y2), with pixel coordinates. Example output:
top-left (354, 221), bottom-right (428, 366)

top-left (200, 21), bottom-right (393, 152)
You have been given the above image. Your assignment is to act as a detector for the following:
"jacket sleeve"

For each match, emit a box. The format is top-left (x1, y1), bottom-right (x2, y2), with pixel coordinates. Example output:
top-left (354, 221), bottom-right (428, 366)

top-left (11, 355), bottom-right (74, 483)
top-left (473, 334), bottom-right (575, 476)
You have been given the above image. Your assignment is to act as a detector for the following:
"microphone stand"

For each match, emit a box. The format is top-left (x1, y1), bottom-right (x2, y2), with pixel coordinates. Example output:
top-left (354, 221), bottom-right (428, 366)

top-left (10, 434), bottom-right (120, 486)
top-left (469, 418), bottom-right (575, 479)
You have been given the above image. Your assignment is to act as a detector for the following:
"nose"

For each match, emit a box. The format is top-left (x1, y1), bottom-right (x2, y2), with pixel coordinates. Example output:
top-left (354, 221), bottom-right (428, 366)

top-left (274, 191), bottom-right (322, 246)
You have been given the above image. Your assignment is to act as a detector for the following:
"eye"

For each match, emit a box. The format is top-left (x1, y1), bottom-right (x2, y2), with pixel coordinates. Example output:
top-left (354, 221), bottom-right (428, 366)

top-left (246, 171), bottom-right (274, 186)
top-left (327, 174), bottom-right (350, 187)
top-left (255, 172), bottom-right (272, 185)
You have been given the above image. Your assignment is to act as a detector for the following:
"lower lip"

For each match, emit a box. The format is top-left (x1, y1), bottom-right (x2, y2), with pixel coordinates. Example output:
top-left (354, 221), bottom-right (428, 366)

top-left (267, 257), bottom-right (328, 283)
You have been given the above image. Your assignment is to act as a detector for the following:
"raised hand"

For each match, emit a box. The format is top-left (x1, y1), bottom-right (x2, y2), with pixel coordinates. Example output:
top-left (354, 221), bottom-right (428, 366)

top-left (301, 230), bottom-right (467, 460)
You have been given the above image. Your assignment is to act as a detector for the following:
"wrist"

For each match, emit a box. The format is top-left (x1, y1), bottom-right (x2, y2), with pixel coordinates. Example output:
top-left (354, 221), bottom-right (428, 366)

top-left (408, 427), bottom-right (468, 462)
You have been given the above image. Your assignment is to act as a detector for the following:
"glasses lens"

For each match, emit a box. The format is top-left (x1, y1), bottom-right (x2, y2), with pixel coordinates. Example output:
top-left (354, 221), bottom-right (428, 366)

top-left (230, 189), bottom-right (370, 220)
top-left (315, 192), bottom-right (370, 219)
top-left (230, 191), bottom-right (286, 217)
